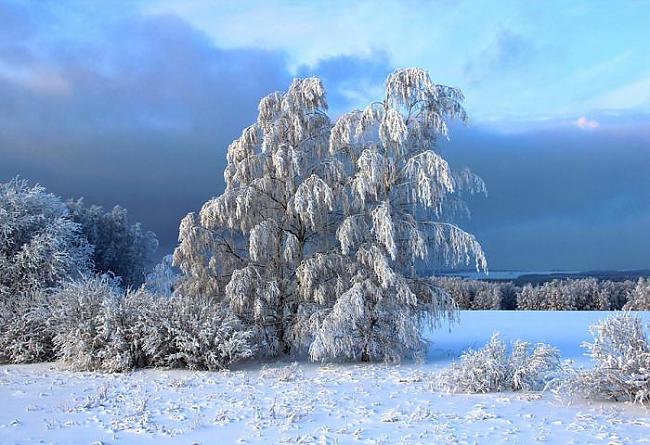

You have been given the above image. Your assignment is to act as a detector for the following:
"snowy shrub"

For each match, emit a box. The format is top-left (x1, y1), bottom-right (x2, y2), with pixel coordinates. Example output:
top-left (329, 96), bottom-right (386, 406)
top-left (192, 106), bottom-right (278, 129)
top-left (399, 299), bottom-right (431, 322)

top-left (0, 290), bottom-right (55, 363)
top-left (51, 275), bottom-right (253, 372)
top-left (259, 363), bottom-right (302, 382)
top-left (0, 178), bottom-right (91, 298)
top-left (67, 199), bottom-right (158, 288)
top-left (51, 274), bottom-right (136, 372)
top-left (437, 333), bottom-right (561, 393)
top-left (174, 68), bottom-right (486, 363)
top-left (565, 314), bottom-right (650, 405)
top-left (140, 294), bottom-right (254, 371)
top-left (623, 278), bottom-right (650, 311)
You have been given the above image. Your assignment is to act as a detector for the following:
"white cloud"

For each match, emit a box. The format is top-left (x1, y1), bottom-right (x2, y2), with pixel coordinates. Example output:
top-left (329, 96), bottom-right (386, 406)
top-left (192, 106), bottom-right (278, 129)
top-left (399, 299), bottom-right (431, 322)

top-left (0, 62), bottom-right (70, 96)
top-left (575, 116), bottom-right (599, 129)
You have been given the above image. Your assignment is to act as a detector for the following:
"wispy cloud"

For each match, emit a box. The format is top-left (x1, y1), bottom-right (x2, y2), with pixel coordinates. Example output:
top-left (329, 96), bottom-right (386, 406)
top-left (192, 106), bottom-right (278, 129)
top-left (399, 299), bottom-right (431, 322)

top-left (575, 116), bottom-right (599, 130)
top-left (592, 75), bottom-right (650, 110)
top-left (463, 29), bottom-right (534, 84)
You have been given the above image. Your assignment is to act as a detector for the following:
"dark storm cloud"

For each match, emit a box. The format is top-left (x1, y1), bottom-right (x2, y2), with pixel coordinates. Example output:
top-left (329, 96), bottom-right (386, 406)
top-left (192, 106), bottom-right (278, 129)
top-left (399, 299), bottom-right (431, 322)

top-left (442, 120), bottom-right (650, 271)
top-left (0, 8), bottom-right (293, 257)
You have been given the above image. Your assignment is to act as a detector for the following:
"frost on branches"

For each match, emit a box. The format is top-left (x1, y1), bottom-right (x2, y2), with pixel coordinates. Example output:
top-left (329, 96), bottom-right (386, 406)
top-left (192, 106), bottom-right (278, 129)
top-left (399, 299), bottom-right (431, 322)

top-left (565, 314), bottom-right (650, 405)
top-left (437, 333), bottom-right (561, 393)
top-left (0, 178), bottom-right (91, 299)
top-left (623, 278), bottom-right (650, 311)
top-left (51, 275), bottom-right (253, 372)
top-left (174, 68), bottom-right (486, 362)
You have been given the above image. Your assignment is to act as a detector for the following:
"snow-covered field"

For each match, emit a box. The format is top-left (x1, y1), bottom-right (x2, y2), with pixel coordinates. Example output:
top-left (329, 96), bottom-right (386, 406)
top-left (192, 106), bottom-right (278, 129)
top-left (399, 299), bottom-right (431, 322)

top-left (1, 311), bottom-right (649, 445)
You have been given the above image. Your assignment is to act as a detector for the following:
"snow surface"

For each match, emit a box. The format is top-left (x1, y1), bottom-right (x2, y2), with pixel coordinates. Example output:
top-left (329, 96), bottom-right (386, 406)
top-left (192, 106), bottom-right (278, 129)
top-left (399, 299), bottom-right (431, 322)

top-left (1, 311), bottom-right (649, 444)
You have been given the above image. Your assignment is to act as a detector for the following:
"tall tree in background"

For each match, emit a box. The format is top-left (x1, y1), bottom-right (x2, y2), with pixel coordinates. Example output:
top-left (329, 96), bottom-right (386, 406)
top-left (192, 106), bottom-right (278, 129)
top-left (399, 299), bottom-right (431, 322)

top-left (67, 200), bottom-right (158, 288)
top-left (174, 68), bottom-right (485, 362)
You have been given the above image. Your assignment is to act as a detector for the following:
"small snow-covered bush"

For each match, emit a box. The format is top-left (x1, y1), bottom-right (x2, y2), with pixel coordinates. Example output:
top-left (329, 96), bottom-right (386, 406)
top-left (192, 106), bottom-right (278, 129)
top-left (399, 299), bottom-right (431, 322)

top-left (51, 274), bottom-right (137, 372)
top-left (0, 290), bottom-right (55, 363)
top-left (623, 278), bottom-right (650, 311)
top-left (140, 294), bottom-right (255, 371)
top-left (437, 333), bottom-right (561, 393)
top-left (565, 314), bottom-right (650, 405)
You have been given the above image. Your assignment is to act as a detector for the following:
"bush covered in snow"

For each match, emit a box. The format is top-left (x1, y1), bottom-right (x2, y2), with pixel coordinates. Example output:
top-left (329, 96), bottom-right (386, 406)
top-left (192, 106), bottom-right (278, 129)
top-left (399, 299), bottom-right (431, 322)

top-left (139, 293), bottom-right (255, 371)
top-left (50, 275), bottom-right (253, 372)
top-left (67, 199), bottom-right (158, 288)
top-left (623, 278), bottom-right (650, 311)
top-left (565, 314), bottom-right (650, 405)
top-left (437, 333), bottom-right (561, 393)
top-left (0, 290), bottom-right (55, 364)
top-left (51, 274), bottom-right (136, 372)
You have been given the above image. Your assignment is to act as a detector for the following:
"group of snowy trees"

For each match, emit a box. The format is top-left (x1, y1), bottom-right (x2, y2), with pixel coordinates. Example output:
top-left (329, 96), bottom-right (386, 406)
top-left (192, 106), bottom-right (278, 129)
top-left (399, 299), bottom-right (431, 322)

top-left (2, 68), bottom-right (485, 369)
top-left (0, 177), bottom-right (164, 365)
top-left (0, 178), bottom-right (158, 296)
top-left (67, 199), bottom-right (158, 288)
top-left (435, 276), bottom-right (640, 311)
top-left (173, 68), bottom-right (486, 363)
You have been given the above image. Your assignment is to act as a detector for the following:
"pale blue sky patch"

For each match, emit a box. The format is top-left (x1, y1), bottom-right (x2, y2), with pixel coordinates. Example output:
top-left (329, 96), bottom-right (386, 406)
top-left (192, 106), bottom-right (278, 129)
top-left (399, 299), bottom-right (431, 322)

top-left (144, 0), bottom-right (650, 123)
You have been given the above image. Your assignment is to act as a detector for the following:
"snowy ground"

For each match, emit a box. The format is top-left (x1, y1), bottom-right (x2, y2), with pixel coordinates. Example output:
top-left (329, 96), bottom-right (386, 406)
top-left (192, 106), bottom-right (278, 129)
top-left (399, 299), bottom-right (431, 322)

top-left (1, 311), bottom-right (649, 445)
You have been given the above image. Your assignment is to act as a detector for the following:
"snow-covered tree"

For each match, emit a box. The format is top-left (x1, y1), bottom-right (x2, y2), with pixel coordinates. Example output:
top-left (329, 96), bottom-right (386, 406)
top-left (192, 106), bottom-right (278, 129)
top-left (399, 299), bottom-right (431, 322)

top-left (472, 283), bottom-right (503, 310)
top-left (145, 254), bottom-right (179, 297)
top-left (67, 199), bottom-right (158, 288)
top-left (623, 278), bottom-right (650, 310)
top-left (174, 68), bottom-right (486, 362)
top-left (0, 178), bottom-right (91, 299)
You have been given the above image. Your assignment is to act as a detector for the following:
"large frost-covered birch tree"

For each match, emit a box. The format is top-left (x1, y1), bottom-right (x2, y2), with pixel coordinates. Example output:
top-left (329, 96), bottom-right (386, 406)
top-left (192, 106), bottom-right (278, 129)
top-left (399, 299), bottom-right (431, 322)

top-left (174, 68), bottom-right (486, 362)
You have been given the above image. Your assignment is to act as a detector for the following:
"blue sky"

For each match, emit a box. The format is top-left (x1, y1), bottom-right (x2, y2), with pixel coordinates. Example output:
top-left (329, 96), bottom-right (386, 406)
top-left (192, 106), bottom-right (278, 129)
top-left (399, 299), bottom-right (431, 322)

top-left (1, 0), bottom-right (649, 270)
top-left (141, 1), bottom-right (650, 122)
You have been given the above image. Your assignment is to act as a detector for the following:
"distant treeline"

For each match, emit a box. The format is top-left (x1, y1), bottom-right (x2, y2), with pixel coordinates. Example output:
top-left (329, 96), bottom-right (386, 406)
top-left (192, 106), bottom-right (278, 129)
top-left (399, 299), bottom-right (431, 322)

top-left (433, 276), bottom-right (650, 311)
